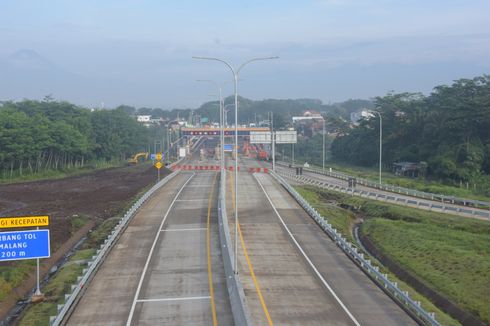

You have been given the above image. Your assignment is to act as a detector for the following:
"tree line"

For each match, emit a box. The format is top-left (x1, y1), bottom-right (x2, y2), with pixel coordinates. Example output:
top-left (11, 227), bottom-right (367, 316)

top-left (331, 75), bottom-right (490, 194)
top-left (0, 99), bottom-right (149, 177)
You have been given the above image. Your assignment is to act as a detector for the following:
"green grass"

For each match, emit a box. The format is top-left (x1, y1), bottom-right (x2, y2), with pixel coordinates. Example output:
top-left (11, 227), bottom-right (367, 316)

top-left (18, 261), bottom-right (85, 326)
top-left (16, 222), bottom-right (117, 325)
top-left (0, 261), bottom-right (36, 301)
top-left (69, 215), bottom-right (90, 234)
top-left (361, 213), bottom-right (490, 324)
top-left (71, 248), bottom-right (96, 261)
top-left (295, 185), bottom-right (357, 242)
top-left (294, 185), bottom-right (490, 325)
top-left (81, 218), bottom-right (119, 249)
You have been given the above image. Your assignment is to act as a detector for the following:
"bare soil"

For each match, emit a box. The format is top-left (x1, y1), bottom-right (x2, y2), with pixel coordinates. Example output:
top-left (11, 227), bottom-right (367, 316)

top-left (0, 163), bottom-right (168, 319)
top-left (0, 163), bottom-right (164, 251)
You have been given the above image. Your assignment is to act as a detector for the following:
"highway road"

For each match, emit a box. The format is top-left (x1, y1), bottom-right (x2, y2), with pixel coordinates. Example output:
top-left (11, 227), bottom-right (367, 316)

top-left (65, 138), bottom-right (419, 325)
top-left (67, 142), bottom-right (233, 325)
top-left (224, 155), bottom-right (417, 326)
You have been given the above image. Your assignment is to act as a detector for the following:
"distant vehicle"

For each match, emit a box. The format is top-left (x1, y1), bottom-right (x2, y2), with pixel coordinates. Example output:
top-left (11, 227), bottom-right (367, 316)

top-left (127, 152), bottom-right (149, 164)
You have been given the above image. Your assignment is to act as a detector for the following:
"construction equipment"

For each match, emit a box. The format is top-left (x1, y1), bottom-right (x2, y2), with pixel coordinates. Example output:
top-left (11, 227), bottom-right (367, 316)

top-left (127, 152), bottom-right (149, 164)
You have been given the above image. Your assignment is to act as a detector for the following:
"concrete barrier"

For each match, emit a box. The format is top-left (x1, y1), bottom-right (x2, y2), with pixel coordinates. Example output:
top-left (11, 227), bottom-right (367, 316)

top-left (217, 171), bottom-right (252, 326)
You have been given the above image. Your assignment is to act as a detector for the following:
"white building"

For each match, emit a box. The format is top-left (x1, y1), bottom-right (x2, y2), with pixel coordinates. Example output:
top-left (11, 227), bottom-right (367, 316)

top-left (137, 115), bottom-right (151, 123)
top-left (350, 109), bottom-right (371, 124)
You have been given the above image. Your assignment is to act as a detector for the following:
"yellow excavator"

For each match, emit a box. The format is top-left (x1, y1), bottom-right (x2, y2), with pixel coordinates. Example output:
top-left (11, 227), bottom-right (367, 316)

top-left (127, 152), bottom-right (149, 164)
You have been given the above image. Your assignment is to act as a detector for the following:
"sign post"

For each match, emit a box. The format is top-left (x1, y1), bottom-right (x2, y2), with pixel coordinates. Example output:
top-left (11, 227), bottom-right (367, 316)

top-left (250, 130), bottom-right (297, 171)
top-left (154, 153), bottom-right (164, 181)
top-left (0, 216), bottom-right (50, 298)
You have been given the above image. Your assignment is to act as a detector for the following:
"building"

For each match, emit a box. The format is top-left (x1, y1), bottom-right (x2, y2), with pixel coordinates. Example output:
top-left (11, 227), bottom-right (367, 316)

top-left (292, 110), bottom-right (324, 138)
top-left (350, 109), bottom-right (371, 125)
top-left (137, 115), bottom-right (151, 123)
top-left (393, 162), bottom-right (427, 178)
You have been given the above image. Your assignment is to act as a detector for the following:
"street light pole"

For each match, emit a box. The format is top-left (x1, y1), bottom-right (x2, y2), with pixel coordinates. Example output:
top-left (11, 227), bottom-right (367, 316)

top-left (322, 118), bottom-right (325, 173)
top-left (192, 56), bottom-right (278, 274)
top-left (371, 111), bottom-right (383, 184)
top-left (224, 103), bottom-right (235, 128)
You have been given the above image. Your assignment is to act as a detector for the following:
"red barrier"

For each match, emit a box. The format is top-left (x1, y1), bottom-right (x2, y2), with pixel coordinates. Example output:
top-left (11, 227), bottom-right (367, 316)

top-left (246, 167), bottom-right (269, 173)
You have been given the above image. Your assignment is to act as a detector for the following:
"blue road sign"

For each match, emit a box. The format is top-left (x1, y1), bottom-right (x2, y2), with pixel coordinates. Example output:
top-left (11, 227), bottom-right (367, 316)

top-left (223, 144), bottom-right (233, 152)
top-left (0, 229), bottom-right (50, 262)
top-left (150, 153), bottom-right (156, 160)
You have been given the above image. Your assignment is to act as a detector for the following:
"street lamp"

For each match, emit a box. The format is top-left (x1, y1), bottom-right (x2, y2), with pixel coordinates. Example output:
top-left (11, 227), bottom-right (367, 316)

top-left (370, 110), bottom-right (382, 184)
top-left (196, 80), bottom-right (225, 172)
top-left (223, 103), bottom-right (235, 128)
top-left (322, 117), bottom-right (325, 174)
top-left (192, 56), bottom-right (279, 274)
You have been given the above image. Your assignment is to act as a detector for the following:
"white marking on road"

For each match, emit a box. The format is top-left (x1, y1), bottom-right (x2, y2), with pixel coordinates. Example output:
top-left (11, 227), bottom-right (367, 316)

top-left (126, 173), bottom-right (195, 326)
top-left (254, 173), bottom-right (362, 326)
top-left (136, 296), bottom-right (211, 303)
top-left (161, 228), bottom-right (206, 232)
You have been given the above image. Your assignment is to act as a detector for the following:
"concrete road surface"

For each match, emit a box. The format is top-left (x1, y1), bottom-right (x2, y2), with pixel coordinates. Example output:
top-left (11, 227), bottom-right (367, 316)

top-left (68, 168), bottom-right (233, 325)
top-left (224, 155), bottom-right (417, 325)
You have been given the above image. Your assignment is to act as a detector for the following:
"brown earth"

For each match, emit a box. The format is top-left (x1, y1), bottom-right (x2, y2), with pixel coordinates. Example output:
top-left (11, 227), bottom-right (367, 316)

top-left (0, 163), bottom-right (169, 319)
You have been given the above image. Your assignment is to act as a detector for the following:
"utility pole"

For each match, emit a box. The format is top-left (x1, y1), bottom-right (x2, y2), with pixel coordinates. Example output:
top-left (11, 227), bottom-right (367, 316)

top-left (271, 112), bottom-right (275, 171)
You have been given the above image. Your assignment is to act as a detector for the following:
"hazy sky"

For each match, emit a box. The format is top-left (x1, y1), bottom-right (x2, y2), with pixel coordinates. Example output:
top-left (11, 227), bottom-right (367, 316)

top-left (1, 0), bottom-right (490, 108)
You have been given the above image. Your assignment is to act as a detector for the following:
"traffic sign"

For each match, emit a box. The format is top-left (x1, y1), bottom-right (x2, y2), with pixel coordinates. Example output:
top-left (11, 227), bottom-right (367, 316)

top-left (0, 216), bottom-right (49, 229)
top-left (250, 131), bottom-right (271, 144)
top-left (156, 153), bottom-right (163, 161)
top-left (154, 162), bottom-right (163, 169)
top-left (150, 153), bottom-right (156, 160)
top-left (0, 229), bottom-right (50, 262)
top-left (275, 131), bottom-right (297, 144)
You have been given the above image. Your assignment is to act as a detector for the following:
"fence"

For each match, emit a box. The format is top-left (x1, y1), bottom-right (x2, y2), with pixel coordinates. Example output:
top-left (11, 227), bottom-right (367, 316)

top-left (277, 161), bottom-right (490, 211)
top-left (278, 169), bottom-right (490, 220)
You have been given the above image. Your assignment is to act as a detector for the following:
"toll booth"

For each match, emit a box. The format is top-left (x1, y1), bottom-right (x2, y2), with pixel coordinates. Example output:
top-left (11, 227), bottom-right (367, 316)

top-left (295, 166), bottom-right (303, 175)
top-left (348, 177), bottom-right (357, 188)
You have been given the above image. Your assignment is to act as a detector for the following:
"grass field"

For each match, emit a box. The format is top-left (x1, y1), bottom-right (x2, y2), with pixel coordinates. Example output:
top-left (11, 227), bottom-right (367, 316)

top-left (358, 203), bottom-right (490, 324)
top-left (295, 185), bottom-right (490, 325)
top-left (295, 186), bottom-right (357, 242)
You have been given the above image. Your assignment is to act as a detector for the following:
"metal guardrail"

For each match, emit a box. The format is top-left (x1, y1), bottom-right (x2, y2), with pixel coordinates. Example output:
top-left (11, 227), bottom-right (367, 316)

top-left (276, 161), bottom-right (490, 210)
top-left (270, 171), bottom-right (441, 326)
top-left (217, 170), bottom-right (252, 326)
top-left (49, 158), bottom-right (186, 325)
top-left (279, 170), bottom-right (490, 220)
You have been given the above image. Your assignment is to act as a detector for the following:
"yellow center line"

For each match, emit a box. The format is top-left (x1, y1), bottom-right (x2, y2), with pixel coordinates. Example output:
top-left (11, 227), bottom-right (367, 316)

top-left (207, 174), bottom-right (218, 326)
top-left (229, 171), bottom-right (274, 326)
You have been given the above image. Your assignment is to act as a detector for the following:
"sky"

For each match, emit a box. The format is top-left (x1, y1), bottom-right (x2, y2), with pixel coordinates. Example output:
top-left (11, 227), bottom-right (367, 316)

top-left (1, 0), bottom-right (490, 108)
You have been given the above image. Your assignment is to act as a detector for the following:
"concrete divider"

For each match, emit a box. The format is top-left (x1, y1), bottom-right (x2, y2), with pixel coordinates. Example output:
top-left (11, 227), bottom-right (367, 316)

top-left (217, 171), bottom-right (252, 326)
